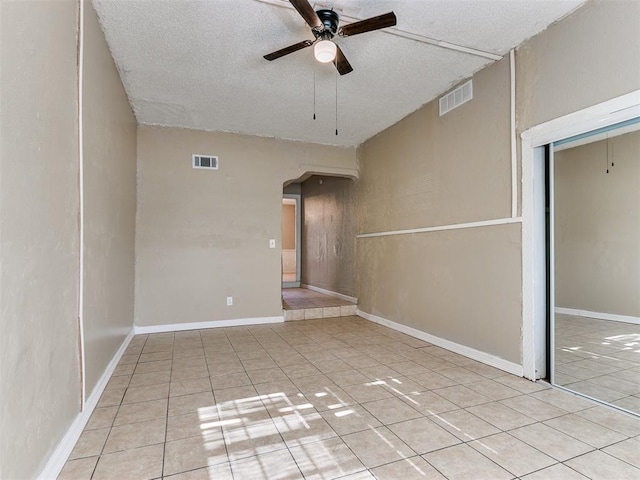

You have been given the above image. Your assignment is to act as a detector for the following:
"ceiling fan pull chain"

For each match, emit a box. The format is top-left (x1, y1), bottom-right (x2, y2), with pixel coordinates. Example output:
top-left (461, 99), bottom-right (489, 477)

top-left (335, 68), bottom-right (338, 135)
top-left (610, 140), bottom-right (614, 168)
top-left (313, 68), bottom-right (317, 120)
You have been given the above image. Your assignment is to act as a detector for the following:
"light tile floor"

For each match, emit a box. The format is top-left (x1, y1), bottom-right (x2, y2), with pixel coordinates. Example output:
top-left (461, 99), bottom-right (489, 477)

top-left (555, 314), bottom-right (640, 414)
top-left (59, 316), bottom-right (640, 480)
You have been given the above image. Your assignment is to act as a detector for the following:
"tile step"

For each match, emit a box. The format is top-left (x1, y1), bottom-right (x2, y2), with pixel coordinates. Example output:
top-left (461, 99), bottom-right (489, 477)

top-left (284, 304), bottom-right (357, 321)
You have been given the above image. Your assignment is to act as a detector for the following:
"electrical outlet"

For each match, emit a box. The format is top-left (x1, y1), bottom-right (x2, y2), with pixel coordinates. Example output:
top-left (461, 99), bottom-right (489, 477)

top-left (226, 296), bottom-right (233, 306)
top-left (269, 239), bottom-right (276, 248)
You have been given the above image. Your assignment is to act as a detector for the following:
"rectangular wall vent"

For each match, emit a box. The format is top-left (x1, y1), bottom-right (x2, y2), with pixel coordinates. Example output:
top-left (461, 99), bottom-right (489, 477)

top-left (192, 154), bottom-right (218, 170)
top-left (439, 80), bottom-right (473, 116)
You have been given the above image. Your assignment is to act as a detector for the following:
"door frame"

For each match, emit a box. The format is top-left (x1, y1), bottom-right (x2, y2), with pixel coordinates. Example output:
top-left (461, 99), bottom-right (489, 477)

top-left (521, 89), bottom-right (640, 380)
top-left (282, 193), bottom-right (301, 288)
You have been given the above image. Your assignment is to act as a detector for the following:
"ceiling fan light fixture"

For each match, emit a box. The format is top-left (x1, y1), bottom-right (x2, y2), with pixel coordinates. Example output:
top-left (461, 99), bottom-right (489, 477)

top-left (314, 40), bottom-right (336, 63)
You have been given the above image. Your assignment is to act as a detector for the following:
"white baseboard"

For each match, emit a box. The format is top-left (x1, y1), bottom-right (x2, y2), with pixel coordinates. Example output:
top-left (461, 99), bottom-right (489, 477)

top-left (302, 284), bottom-right (357, 304)
top-left (555, 307), bottom-right (640, 325)
top-left (133, 316), bottom-right (284, 335)
top-left (38, 328), bottom-right (135, 479)
top-left (357, 309), bottom-right (524, 377)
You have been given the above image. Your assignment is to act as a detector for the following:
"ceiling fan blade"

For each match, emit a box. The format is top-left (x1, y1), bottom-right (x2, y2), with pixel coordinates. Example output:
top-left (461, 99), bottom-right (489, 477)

top-left (334, 45), bottom-right (353, 75)
top-left (289, 0), bottom-right (323, 30)
top-left (264, 40), bottom-right (314, 61)
top-left (338, 12), bottom-right (397, 37)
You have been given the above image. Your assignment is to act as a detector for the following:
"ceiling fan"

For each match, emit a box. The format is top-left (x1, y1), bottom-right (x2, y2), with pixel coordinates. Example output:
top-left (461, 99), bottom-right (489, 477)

top-left (263, 0), bottom-right (397, 75)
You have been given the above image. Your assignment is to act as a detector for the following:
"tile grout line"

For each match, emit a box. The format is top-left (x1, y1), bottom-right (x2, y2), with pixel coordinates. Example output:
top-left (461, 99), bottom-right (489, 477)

top-left (207, 329), bottom-right (234, 477)
top-left (266, 326), bottom-right (407, 478)
top-left (159, 331), bottom-right (175, 479)
top-left (89, 335), bottom-right (146, 479)
top-left (253, 325), bottom-right (309, 480)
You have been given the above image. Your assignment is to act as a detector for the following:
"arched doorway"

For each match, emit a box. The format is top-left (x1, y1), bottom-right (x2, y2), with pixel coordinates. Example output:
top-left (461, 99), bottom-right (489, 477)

top-left (281, 172), bottom-right (358, 320)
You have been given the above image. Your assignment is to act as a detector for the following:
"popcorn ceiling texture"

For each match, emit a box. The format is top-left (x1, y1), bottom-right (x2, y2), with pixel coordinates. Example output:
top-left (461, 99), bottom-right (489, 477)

top-left (92, 0), bottom-right (584, 147)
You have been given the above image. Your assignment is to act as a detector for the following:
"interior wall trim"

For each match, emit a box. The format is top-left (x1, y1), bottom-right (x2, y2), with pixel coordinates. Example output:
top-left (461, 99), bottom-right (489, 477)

top-left (356, 216), bottom-right (522, 239)
top-left (302, 284), bottom-right (358, 304)
top-left (133, 316), bottom-right (284, 335)
top-left (510, 48), bottom-right (518, 218)
top-left (38, 328), bottom-right (135, 480)
top-left (77, 0), bottom-right (86, 410)
top-left (298, 164), bottom-right (359, 180)
top-left (357, 309), bottom-right (524, 377)
top-left (555, 307), bottom-right (640, 326)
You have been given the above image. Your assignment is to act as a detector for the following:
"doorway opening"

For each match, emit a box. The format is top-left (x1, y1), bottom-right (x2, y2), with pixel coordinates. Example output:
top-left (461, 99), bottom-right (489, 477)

top-left (281, 171), bottom-right (359, 320)
top-left (282, 194), bottom-right (301, 288)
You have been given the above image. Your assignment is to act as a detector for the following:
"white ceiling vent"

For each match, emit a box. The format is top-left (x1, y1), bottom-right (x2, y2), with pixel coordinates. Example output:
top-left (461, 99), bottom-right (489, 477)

top-left (439, 80), bottom-right (473, 116)
top-left (192, 154), bottom-right (218, 170)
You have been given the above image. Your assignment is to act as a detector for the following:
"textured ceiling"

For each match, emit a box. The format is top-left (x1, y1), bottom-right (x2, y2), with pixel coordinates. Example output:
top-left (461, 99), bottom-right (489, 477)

top-left (93, 0), bottom-right (586, 147)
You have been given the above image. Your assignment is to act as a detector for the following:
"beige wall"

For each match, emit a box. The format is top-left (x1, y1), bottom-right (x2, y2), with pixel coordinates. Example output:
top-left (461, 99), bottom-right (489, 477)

top-left (355, 0), bottom-right (640, 367)
top-left (0, 1), bottom-right (81, 478)
top-left (282, 204), bottom-right (296, 250)
top-left (358, 59), bottom-right (512, 234)
top-left (82, 0), bottom-right (137, 394)
top-left (555, 131), bottom-right (640, 316)
top-left (302, 176), bottom-right (357, 297)
top-left (517, 0), bottom-right (640, 133)
top-left (135, 126), bottom-right (357, 326)
top-left (356, 225), bottom-right (522, 360)
top-left (356, 57), bottom-right (521, 363)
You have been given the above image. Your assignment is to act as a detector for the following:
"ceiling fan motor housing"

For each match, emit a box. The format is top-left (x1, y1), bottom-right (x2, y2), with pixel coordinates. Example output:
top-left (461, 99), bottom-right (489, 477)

top-left (263, 0), bottom-right (396, 76)
top-left (314, 9), bottom-right (339, 39)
